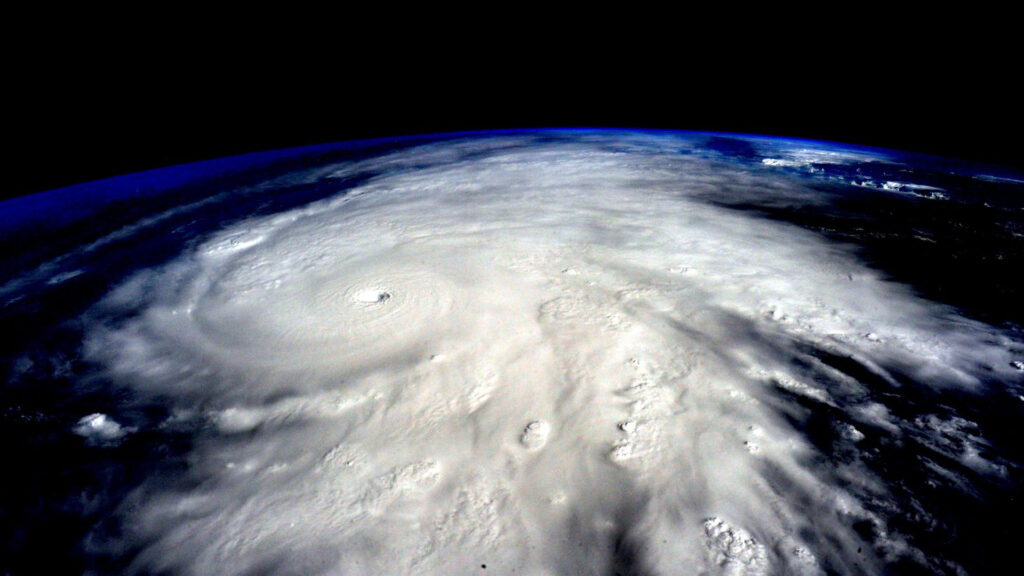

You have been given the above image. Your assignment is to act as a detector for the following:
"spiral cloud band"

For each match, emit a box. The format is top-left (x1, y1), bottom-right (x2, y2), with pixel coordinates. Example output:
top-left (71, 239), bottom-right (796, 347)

top-left (85, 133), bottom-right (1018, 575)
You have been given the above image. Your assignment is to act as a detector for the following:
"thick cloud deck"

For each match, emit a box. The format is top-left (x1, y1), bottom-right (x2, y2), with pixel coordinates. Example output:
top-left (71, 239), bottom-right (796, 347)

top-left (86, 134), bottom-right (1018, 575)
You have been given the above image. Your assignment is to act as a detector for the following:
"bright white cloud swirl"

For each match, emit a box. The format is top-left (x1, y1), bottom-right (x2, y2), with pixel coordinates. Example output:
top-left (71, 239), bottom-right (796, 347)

top-left (84, 134), bottom-right (1018, 576)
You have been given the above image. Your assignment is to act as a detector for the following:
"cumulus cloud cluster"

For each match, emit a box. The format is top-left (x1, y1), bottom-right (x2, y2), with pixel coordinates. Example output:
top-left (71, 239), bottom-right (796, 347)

top-left (84, 133), bottom-right (1018, 575)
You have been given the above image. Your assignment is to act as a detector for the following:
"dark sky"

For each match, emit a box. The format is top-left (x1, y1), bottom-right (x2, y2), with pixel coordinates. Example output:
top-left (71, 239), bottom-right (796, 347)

top-left (6, 29), bottom-right (1020, 201)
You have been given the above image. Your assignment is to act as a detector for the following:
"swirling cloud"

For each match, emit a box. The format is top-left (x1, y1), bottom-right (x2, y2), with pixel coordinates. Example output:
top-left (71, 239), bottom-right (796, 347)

top-left (84, 133), bottom-right (1017, 575)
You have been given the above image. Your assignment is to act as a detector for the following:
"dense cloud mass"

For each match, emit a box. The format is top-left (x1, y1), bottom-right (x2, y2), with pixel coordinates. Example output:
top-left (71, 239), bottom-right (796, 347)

top-left (81, 133), bottom-right (1019, 575)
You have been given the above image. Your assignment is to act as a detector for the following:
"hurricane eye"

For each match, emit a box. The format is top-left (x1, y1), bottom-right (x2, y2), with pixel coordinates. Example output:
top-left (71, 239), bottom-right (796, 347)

top-left (353, 289), bottom-right (391, 304)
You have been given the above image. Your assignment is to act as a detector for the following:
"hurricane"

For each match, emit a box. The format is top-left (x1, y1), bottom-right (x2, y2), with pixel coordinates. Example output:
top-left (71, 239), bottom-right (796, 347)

top-left (4, 131), bottom-right (1022, 575)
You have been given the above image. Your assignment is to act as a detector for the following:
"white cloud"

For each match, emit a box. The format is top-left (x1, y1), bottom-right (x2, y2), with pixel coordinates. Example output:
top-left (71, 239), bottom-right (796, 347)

top-left (83, 134), bottom-right (1017, 575)
top-left (72, 413), bottom-right (131, 445)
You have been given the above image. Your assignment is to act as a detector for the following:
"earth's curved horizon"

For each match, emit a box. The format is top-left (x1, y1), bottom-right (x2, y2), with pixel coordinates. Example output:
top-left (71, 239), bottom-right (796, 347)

top-left (2, 129), bottom-right (1022, 575)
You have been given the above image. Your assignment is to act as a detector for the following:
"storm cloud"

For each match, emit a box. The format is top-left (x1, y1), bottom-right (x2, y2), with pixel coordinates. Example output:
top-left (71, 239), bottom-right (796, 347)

top-left (82, 133), bottom-right (1019, 575)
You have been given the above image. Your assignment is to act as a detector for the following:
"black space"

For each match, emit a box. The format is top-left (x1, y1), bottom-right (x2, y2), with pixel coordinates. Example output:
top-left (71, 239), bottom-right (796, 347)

top-left (5, 24), bottom-right (1021, 201)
